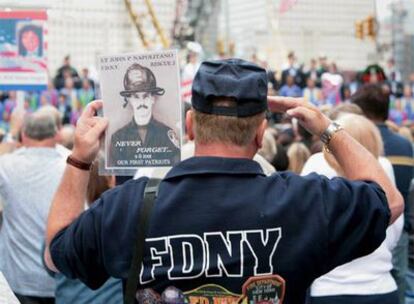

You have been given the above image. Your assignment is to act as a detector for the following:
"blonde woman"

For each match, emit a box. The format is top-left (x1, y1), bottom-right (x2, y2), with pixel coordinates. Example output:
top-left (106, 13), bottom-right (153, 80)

top-left (287, 142), bottom-right (311, 174)
top-left (302, 113), bottom-right (403, 304)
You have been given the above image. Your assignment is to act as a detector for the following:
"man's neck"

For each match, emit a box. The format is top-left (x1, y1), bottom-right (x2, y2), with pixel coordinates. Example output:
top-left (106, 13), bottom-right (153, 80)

top-left (194, 142), bottom-right (256, 159)
top-left (23, 138), bottom-right (56, 148)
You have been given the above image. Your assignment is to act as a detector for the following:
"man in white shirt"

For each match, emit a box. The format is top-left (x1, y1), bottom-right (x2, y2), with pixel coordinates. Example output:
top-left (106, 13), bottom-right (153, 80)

top-left (0, 111), bottom-right (66, 304)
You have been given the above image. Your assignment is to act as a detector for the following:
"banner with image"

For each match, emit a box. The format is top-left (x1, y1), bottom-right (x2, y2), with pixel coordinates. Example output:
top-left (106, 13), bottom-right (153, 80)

top-left (0, 10), bottom-right (48, 91)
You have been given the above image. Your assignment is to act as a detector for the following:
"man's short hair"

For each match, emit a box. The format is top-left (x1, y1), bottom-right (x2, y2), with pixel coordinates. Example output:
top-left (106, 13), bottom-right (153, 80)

top-left (193, 97), bottom-right (265, 146)
top-left (37, 105), bottom-right (63, 129)
top-left (351, 84), bottom-right (389, 121)
top-left (22, 112), bottom-right (57, 140)
top-left (60, 124), bottom-right (75, 150)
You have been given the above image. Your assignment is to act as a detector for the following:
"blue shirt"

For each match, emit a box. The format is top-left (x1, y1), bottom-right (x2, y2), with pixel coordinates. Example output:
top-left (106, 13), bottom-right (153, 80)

top-left (55, 275), bottom-right (122, 304)
top-left (279, 84), bottom-right (303, 98)
top-left (50, 157), bottom-right (390, 303)
top-left (378, 124), bottom-right (414, 232)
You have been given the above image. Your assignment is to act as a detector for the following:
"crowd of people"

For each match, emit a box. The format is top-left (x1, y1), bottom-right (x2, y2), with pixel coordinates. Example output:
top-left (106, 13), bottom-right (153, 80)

top-left (0, 55), bottom-right (96, 134)
top-left (1, 52), bottom-right (414, 134)
top-left (0, 52), bottom-right (414, 304)
top-left (253, 53), bottom-right (414, 130)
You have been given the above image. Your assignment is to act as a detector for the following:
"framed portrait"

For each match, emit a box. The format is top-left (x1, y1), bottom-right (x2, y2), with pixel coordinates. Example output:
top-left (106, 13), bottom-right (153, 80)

top-left (99, 50), bottom-right (182, 175)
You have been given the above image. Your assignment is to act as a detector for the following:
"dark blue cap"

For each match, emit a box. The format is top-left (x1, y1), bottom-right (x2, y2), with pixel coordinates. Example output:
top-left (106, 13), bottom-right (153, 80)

top-left (191, 58), bottom-right (268, 117)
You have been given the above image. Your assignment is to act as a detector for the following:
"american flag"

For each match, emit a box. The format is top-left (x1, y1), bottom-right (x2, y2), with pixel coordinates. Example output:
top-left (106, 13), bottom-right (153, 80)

top-left (181, 78), bottom-right (193, 104)
top-left (279, 0), bottom-right (298, 14)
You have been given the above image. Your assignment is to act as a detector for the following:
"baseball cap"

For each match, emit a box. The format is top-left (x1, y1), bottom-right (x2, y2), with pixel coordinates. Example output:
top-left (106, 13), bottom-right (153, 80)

top-left (191, 58), bottom-right (268, 117)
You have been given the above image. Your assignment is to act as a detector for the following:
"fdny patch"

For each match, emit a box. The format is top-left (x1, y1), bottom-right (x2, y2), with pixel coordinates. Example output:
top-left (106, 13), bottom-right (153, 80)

top-left (136, 286), bottom-right (185, 304)
top-left (135, 288), bottom-right (162, 303)
top-left (240, 275), bottom-right (285, 304)
top-left (167, 129), bottom-right (180, 149)
top-left (135, 275), bottom-right (285, 304)
top-left (185, 284), bottom-right (241, 304)
top-left (163, 286), bottom-right (186, 303)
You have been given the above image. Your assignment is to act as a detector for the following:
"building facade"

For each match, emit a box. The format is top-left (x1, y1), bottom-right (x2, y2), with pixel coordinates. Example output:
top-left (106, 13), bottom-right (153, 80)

top-left (221, 0), bottom-right (377, 71)
top-left (2, 0), bottom-right (380, 74)
top-left (390, 0), bottom-right (414, 80)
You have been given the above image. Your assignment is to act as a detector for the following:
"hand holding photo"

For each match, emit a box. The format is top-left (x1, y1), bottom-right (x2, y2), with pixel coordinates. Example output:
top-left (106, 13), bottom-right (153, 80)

top-left (99, 50), bottom-right (182, 174)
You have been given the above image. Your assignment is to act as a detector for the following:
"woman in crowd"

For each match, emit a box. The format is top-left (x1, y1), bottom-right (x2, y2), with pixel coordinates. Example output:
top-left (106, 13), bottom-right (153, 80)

top-left (302, 113), bottom-right (403, 304)
top-left (287, 142), bottom-right (310, 174)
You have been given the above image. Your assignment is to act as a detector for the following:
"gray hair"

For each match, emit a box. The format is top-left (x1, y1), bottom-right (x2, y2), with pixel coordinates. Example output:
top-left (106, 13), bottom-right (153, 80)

top-left (37, 105), bottom-right (63, 129)
top-left (60, 124), bottom-right (75, 149)
top-left (22, 112), bottom-right (57, 140)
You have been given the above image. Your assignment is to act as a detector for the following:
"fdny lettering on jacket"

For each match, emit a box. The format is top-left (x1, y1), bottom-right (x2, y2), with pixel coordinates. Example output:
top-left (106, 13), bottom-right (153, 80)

top-left (140, 228), bottom-right (282, 284)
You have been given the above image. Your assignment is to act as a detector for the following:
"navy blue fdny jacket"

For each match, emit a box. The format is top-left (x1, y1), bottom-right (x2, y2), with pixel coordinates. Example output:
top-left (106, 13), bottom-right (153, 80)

top-left (378, 124), bottom-right (413, 232)
top-left (50, 157), bottom-right (390, 303)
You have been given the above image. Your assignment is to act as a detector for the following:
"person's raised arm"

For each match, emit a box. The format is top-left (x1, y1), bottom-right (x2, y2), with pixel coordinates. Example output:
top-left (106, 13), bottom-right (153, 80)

top-left (44, 100), bottom-right (108, 272)
top-left (268, 96), bottom-right (403, 224)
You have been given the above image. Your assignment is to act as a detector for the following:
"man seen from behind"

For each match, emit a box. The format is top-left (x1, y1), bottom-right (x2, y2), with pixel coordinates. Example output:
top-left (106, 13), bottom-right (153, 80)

top-left (45, 59), bottom-right (403, 303)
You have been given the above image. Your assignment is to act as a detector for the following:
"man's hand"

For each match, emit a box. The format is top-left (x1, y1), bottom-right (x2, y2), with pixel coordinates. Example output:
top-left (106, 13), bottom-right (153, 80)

top-left (267, 96), bottom-right (330, 137)
top-left (71, 100), bottom-right (108, 163)
top-left (268, 96), bottom-right (403, 224)
top-left (45, 102), bottom-right (107, 273)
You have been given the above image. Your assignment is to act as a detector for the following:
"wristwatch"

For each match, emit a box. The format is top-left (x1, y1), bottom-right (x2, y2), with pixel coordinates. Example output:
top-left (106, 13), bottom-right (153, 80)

top-left (320, 121), bottom-right (343, 147)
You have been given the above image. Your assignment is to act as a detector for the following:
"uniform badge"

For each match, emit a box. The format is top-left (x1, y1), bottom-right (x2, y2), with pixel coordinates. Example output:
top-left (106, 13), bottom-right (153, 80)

top-left (162, 286), bottom-right (185, 304)
top-left (136, 288), bottom-right (162, 304)
top-left (167, 130), bottom-right (180, 149)
top-left (136, 287), bottom-right (185, 304)
top-left (240, 275), bottom-right (285, 304)
top-left (184, 284), bottom-right (241, 304)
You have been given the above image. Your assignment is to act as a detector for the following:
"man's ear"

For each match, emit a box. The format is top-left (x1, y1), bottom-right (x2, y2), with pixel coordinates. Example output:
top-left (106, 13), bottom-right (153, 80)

top-left (186, 109), bottom-right (195, 141)
top-left (255, 118), bottom-right (267, 149)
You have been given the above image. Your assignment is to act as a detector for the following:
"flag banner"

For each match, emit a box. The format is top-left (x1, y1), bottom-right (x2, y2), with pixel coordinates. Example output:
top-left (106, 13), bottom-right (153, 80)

top-left (0, 10), bottom-right (48, 91)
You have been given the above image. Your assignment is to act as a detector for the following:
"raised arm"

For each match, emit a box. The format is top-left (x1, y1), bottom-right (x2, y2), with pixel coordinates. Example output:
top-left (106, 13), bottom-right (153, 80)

top-left (268, 96), bottom-right (403, 224)
top-left (44, 100), bottom-right (108, 271)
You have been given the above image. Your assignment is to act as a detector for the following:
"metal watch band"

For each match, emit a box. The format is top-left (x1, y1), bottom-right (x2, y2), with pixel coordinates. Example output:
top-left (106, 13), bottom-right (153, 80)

top-left (66, 155), bottom-right (92, 171)
top-left (320, 121), bottom-right (343, 145)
